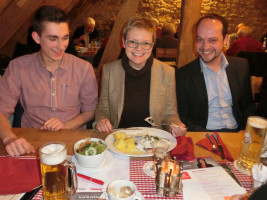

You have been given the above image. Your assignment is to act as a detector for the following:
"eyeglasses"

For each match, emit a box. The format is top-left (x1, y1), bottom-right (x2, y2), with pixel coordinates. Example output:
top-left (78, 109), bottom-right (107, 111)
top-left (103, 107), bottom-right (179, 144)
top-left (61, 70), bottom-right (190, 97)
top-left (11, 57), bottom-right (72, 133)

top-left (125, 39), bottom-right (154, 50)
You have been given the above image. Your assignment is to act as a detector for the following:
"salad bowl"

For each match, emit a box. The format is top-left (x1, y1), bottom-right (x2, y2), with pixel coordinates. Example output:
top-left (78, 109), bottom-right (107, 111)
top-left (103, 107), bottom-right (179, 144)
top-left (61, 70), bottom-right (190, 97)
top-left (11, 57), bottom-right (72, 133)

top-left (74, 138), bottom-right (107, 168)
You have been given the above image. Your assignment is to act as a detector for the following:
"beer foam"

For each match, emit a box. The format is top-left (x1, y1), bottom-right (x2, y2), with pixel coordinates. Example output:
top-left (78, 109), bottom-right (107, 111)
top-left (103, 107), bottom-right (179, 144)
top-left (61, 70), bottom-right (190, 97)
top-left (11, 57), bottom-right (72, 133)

top-left (248, 117), bottom-right (267, 129)
top-left (41, 144), bottom-right (67, 165)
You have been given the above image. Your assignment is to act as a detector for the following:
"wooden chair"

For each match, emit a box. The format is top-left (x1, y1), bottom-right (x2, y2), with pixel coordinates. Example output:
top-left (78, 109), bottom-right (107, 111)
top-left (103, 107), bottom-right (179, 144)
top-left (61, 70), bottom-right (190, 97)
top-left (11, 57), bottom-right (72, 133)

top-left (236, 51), bottom-right (267, 77)
top-left (156, 48), bottom-right (178, 64)
top-left (251, 76), bottom-right (263, 102)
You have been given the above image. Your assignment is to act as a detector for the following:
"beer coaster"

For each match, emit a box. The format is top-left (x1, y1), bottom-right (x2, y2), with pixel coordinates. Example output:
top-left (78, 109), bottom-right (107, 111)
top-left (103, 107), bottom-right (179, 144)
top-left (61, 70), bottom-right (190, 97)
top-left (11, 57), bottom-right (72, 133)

top-left (143, 161), bottom-right (155, 178)
top-left (72, 151), bottom-right (113, 172)
top-left (233, 160), bottom-right (251, 175)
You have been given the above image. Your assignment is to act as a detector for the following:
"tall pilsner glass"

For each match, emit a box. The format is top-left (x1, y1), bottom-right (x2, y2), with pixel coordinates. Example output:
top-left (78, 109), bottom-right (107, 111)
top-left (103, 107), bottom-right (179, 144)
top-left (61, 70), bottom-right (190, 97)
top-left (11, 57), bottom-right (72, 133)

top-left (237, 116), bottom-right (267, 174)
top-left (39, 142), bottom-right (77, 200)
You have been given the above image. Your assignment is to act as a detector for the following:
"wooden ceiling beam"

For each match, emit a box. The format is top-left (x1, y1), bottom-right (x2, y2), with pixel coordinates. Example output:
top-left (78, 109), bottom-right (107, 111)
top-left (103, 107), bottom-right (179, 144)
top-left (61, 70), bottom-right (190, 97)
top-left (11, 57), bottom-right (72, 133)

top-left (177, 0), bottom-right (202, 68)
top-left (0, 0), bottom-right (80, 56)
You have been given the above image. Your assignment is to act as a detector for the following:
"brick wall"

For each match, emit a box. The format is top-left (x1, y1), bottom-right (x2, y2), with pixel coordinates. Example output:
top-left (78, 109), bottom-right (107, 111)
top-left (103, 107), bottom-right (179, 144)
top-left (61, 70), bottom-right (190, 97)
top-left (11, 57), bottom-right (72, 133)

top-left (75, 0), bottom-right (267, 41)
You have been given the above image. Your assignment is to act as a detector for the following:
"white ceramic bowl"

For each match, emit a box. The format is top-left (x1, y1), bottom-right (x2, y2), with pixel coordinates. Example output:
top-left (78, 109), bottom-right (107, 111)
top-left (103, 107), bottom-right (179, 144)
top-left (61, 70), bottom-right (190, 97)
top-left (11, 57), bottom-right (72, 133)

top-left (107, 180), bottom-right (136, 200)
top-left (74, 138), bottom-right (107, 168)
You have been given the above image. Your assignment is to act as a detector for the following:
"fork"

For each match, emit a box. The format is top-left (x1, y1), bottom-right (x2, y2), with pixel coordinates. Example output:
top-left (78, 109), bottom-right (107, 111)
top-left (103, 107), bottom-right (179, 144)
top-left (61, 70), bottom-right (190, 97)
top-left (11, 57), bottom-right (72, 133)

top-left (205, 133), bottom-right (219, 151)
top-left (144, 117), bottom-right (181, 128)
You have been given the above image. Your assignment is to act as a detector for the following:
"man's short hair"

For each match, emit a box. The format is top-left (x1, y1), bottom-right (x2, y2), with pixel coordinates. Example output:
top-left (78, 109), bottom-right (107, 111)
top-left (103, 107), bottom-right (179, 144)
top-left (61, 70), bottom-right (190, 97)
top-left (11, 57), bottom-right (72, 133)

top-left (237, 26), bottom-right (252, 37)
top-left (83, 17), bottom-right (95, 26)
top-left (196, 13), bottom-right (228, 38)
top-left (33, 5), bottom-right (69, 35)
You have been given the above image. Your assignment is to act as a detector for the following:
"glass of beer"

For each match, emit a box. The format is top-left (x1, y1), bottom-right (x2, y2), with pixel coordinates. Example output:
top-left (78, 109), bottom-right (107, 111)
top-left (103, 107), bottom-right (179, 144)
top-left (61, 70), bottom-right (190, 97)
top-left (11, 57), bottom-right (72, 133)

top-left (236, 116), bottom-right (267, 174)
top-left (39, 142), bottom-right (77, 200)
top-left (153, 140), bottom-right (169, 169)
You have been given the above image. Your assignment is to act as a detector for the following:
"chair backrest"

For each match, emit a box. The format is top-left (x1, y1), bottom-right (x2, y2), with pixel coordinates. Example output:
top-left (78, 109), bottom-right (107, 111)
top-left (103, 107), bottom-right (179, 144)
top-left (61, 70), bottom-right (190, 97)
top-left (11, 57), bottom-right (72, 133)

top-left (156, 48), bottom-right (177, 63)
top-left (251, 76), bottom-right (263, 101)
top-left (236, 51), bottom-right (267, 76)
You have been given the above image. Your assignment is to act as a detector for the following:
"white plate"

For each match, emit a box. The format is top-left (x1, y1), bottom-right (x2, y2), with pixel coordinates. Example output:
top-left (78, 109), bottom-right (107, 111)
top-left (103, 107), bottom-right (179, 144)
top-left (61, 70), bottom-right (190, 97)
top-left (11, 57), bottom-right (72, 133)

top-left (72, 150), bottom-right (113, 171)
top-left (143, 161), bottom-right (155, 178)
top-left (105, 127), bottom-right (177, 157)
top-left (100, 190), bottom-right (145, 200)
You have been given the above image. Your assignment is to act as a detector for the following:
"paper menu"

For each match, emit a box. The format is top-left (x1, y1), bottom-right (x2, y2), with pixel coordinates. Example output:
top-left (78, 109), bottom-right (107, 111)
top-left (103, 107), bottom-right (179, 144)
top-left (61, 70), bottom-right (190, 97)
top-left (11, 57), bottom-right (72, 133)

top-left (182, 166), bottom-right (246, 200)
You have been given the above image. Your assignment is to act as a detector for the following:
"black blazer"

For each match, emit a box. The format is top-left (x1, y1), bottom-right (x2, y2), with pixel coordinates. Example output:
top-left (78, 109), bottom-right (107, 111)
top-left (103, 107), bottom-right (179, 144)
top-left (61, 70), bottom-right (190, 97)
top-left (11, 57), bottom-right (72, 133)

top-left (176, 56), bottom-right (256, 131)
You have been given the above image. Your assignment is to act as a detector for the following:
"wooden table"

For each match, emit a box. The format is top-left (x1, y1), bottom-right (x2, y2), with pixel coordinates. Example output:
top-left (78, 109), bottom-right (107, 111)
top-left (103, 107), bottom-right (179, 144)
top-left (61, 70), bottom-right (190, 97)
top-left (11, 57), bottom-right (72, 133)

top-left (0, 128), bottom-right (243, 161)
top-left (77, 50), bottom-right (96, 58)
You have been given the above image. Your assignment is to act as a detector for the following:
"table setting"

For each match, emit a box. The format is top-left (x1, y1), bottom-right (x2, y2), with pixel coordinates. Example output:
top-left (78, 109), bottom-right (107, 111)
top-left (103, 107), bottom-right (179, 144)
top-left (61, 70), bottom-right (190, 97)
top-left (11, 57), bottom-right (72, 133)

top-left (0, 115), bottom-right (266, 200)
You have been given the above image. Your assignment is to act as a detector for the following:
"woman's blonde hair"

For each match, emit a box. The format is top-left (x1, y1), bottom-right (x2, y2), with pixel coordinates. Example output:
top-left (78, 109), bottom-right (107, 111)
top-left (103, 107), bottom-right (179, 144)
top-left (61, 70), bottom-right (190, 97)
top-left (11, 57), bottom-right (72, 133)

top-left (123, 16), bottom-right (156, 42)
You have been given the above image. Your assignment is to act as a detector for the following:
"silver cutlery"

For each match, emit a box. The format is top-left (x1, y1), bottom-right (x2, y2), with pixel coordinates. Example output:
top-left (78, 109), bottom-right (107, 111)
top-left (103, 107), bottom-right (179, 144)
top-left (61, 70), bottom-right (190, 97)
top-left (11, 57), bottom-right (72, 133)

top-left (144, 117), bottom-right (181, 128)
top-left (213, 134), bottom-right (225, 160)
top-left (205, 133), bottom-right (219, 151)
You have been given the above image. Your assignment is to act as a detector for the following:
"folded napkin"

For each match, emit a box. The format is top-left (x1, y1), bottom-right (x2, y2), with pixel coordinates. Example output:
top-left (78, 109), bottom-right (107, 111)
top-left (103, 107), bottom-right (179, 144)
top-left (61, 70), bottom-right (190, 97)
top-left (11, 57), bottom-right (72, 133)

top-left (196, 132), bottom-right (234, 162)
top-left (0, 156), bottom-right (41, 195)
top-left (170, 136), bottom-right (195, 161)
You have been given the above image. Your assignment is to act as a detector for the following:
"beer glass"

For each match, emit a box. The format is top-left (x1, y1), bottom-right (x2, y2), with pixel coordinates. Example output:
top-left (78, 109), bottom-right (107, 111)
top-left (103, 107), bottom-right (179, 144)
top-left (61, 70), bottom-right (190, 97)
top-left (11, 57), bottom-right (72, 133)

top-left (153, 140), bottom-right (169, 169)
top-left (39, 142), bottom-right (77, 200)
top-left (237, 116), bottom-right (267, 174)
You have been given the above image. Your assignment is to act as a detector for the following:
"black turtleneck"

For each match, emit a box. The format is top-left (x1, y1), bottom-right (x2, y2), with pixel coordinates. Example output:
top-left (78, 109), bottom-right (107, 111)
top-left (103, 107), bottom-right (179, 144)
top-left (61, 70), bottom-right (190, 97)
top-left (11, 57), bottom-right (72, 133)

top-left (118, 53), bottom-right (154, 128)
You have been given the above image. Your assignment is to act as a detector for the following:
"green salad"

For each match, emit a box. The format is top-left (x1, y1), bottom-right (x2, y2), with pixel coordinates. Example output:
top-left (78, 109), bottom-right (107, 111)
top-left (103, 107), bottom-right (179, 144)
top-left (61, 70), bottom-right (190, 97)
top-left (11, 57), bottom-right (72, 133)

top-left (77, 139), bottom-right (107, 156)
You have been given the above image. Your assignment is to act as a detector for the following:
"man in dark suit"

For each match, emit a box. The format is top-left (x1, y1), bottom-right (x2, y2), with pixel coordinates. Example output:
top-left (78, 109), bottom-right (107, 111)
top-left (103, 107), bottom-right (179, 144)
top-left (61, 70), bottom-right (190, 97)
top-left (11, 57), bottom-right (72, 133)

top-left (176, 14), bottom-right (255, 132)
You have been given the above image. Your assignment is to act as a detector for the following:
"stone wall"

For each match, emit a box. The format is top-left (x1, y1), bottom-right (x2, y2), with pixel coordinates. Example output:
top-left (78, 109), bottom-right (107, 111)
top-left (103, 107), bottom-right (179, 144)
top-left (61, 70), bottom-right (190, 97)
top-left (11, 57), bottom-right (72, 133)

top-left (74, 0), bottom-right (267, 41)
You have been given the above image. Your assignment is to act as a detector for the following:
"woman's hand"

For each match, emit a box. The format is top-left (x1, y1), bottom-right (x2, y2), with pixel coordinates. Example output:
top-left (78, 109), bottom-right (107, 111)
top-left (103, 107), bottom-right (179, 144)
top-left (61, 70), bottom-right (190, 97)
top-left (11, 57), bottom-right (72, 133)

top-left (95, 119), bottom-right (113, 133)
top-left (170, 122), bottom-right (187, 137)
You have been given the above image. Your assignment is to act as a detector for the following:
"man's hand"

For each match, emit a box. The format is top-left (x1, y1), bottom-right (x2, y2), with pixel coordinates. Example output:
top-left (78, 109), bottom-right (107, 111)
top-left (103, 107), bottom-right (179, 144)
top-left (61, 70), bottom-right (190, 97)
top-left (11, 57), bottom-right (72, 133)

top-left (95, 118), bottom-right (113, 133)
top-left (4, 137), bottom-right (35, 156)
top-left (170, 122), bottom-right (187, 137)
top-left (40, 117), bottom-right (66, 131)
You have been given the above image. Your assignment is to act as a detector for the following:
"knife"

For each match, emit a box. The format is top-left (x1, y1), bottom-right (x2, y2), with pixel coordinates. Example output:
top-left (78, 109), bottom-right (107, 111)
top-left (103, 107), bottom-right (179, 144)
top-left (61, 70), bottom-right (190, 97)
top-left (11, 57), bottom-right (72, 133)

top-left (220, 163), bottom-right (242, 186)
top-left (212, 134), bottom-right (225, 159)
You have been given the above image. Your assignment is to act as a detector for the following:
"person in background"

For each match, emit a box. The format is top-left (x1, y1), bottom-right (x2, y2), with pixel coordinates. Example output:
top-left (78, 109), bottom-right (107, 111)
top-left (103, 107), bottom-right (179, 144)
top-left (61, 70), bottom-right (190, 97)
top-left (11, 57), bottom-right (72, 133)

top-left (226, 23), bottom-right (245, 49)
top-left (154, 23), bottom-right (178, 49)
top-left (73, 17), bottom-right (99, 47)
top-left (226, 26), bottom-right (263, 56)
top-left (260, 32), bottom-right (267, 44)
top-left (231, 183), bottom-right (267, 200)
top-left (0, 6), bottom-right (98, 156)
top-left (176, 14), bottom-right (255, 132)
top-left (174, 24), bottom-right (180, 40)
top-left (151, 17), bottom-right (162, 39)
top-left (174, 23), bottom-right (180, 39)
top-left (93, 16), bottom-right (186, 137)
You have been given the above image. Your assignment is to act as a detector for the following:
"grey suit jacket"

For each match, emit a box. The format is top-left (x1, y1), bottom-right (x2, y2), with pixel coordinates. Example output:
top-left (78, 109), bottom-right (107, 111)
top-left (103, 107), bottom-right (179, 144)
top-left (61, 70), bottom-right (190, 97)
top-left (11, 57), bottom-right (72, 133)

top-left (93, 59), bottom-right (181, 129)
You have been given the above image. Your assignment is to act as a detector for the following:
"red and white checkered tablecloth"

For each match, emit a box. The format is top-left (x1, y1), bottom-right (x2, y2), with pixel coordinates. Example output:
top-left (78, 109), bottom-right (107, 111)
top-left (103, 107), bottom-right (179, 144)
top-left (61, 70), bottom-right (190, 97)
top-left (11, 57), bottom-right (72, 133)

top-left (130, 160), bottom-right (252, 200)
top-left (25, 158), bottom-right (253, 200)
